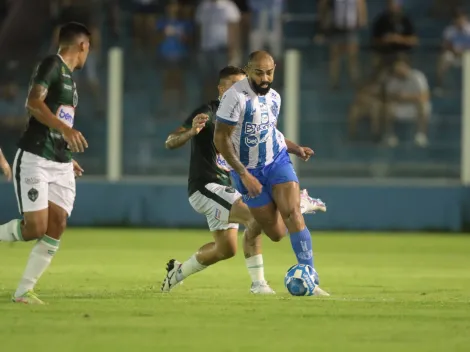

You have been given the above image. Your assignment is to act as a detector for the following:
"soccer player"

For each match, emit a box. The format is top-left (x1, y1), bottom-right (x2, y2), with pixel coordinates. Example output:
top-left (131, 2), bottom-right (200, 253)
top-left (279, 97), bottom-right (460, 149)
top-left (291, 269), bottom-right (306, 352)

top-left (0, 22), bottom-right (90, 304)
top-left (214, 51), bottom-right (329, 296)
top-left (161, 66), bottom-right (326, 294)
top-left (0, 148), bottom-right (12, 180)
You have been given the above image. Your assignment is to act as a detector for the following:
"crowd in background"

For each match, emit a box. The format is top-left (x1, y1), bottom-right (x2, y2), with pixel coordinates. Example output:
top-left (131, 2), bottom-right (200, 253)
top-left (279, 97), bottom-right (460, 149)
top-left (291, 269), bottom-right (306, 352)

top-left (0, 0), bottom-right (469, 157)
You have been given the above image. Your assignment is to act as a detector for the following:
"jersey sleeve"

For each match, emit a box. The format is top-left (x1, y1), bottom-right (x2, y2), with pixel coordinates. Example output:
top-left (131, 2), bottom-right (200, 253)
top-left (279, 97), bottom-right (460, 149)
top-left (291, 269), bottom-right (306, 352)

top-left (33, 57), bottom-right (60, 89)
top-left (182, 104), bottom-right (211, 129)
top-left (216, 88), bottom-right (242, 126)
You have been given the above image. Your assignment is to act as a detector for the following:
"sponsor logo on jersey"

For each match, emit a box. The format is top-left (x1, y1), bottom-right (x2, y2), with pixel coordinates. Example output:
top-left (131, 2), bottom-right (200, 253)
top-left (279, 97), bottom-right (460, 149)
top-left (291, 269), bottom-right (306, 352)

top-left (245, 135), bottom-right (258, 147)
top-left (63, 84), bottom-right (72, 90)
top-left (216, 153), bottom-right (230, 171)
top-left (61, 66), bottom-right (71, 78)
top-left (25, 177), bottom-right (40, 185)
top-left (245, 121), bottom-right (275, 135)
top-left (57, 105), bottom-right (75, 127)
top-left (215, 208), bottom-right (221, 220)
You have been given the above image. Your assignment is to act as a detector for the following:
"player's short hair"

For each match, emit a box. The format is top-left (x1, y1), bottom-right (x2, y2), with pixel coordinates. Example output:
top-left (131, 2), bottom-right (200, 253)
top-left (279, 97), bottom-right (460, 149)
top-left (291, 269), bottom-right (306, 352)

top-left (219, 66), bottom-right (246, 81)
top-left (59, 22), bottom-right (91, 45)
top-left (247, 51), bottom-right (274, 66)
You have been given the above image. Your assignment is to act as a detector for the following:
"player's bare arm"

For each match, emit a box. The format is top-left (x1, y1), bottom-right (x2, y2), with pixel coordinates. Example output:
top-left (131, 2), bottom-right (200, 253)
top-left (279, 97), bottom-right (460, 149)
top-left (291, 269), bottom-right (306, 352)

top-left (214, 122), bottom-right (262, 197)
top-left (0, 148), bottom-right (12, 181)
top-left (27, 85), bottom-right (88, 153)
top-left (285, 138), bottom-right (314, 162)
top-left (165, 114), bottom-right (209, 150)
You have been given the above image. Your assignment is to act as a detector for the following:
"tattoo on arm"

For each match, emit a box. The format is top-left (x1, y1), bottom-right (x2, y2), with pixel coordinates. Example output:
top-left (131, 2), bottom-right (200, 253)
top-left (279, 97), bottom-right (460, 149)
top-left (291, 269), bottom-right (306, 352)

top-left (214, 122), bottom-right (246, 175)
top-left (165, 127), bottom-right (195, 149)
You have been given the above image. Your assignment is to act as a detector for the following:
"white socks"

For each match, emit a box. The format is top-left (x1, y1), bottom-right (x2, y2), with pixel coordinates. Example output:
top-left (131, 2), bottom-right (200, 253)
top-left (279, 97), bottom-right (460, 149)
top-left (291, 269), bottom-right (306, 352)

top-left (176, 254), bottom-right (207, 282)
top-left (245, 254), bottom-right (265, 283)
top-left (14, 235), bottom-right (60, 297)
top-left (0, 219), bottom-right (23, 242)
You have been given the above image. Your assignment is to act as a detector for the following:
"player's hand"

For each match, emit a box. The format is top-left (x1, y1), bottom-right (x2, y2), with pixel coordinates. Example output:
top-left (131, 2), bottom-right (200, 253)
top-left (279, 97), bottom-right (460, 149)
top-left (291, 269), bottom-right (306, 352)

top-left (72, 159), bottom-right (84, 178)
top-left (191, 114), bottom-right (209, 135)
top-left (296, 146), bottom-right (315, 161)
top-left (240, 172), bottom-right (262, 198)
top-left (63, 127), bottom-right (88, 153)
top-left (0, 158), bottom-right (12, 181)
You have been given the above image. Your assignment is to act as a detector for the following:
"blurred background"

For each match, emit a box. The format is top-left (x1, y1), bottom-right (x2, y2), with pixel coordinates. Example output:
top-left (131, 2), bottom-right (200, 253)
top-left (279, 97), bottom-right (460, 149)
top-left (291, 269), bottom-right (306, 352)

top-left (0, 0), bottom-right (469, 231)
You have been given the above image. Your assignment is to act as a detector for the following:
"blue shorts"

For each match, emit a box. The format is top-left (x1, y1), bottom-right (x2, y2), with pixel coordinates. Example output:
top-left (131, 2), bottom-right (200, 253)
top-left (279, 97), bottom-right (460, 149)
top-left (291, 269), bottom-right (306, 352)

top-left (231, 149), bottom-right (299, 208)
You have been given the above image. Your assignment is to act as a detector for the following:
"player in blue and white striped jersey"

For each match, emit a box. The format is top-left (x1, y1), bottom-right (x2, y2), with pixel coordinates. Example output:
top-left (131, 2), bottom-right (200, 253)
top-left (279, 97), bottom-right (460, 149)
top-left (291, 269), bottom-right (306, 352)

top-left (214, 51), bottom-right (329, 295)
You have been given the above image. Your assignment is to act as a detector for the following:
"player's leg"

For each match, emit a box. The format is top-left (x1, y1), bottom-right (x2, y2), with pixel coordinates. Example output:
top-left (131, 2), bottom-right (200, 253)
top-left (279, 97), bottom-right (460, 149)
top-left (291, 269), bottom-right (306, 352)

top-left (0, 151), bottom-right (49, 243)
top-left (13, 161), bottom-right (75, 303)
top-left (228, 199), bottom-right (274, 293)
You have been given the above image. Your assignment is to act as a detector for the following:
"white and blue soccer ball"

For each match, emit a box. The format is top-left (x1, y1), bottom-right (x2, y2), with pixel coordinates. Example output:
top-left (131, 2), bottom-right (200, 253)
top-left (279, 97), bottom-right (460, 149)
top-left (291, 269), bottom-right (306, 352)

top-left (284, 264), bottom-right (319, 296)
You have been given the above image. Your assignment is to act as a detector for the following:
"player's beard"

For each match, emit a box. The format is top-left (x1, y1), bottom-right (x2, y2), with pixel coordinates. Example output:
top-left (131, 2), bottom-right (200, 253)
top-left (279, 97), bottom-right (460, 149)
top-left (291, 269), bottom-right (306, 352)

top-left (250, 78), bottom-right (272, 95)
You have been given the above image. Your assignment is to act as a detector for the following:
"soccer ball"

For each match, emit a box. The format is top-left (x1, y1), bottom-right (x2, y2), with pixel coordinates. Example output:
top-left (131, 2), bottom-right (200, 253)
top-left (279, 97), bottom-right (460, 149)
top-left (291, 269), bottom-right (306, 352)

top-left (284, 264), bottom-right (319, 296)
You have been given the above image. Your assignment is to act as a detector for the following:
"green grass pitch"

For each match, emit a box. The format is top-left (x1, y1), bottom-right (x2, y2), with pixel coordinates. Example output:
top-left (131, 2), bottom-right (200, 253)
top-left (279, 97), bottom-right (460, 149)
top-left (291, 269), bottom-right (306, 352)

top-left (0, 229), bottom-right (469, 351)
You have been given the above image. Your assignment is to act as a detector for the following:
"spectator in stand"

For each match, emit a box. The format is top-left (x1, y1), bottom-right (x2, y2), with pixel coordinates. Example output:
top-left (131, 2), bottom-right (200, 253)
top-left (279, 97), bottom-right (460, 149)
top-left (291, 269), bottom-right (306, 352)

top-left (317, 0), bottom-right (367, 90)
top-left (348, 73), bottom-right (384, 142)
top-left (429, 0), bottom-right (462, 20)
top-left (384, 58), bottom-right (431, 148)
top-left (233, 0), bottom-right (250, 54)
top-left (372, 0), bottom-right (418, 72)
top-left (247, 0), bottom-right (284, 61)
top-left (195, 0), bottom-right (241, 101)
top-left (156, 1), bottom-right (192, 116)
top-left (132, 0), bottom-right (162, 57)
top-left (435, 11), bottom-right (470, 95)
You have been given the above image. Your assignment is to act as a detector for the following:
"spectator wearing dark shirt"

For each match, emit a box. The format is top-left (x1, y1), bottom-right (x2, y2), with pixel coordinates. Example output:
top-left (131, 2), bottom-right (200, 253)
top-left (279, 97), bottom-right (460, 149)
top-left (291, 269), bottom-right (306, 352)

top-left (371, 0), bottom-right (418, 70)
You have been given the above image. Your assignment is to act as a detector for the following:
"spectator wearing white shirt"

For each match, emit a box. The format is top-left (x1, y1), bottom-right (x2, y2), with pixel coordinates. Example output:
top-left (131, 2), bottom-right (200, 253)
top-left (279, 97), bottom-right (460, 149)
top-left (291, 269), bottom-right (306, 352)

top-left (195, 0), bottom-right (241, 101)
top-left (435, 11), bottom-right (470, 94)
top-left (385, 58), bottom-right (431, 148)
top-left (248, 0), bottom-right (283, 59)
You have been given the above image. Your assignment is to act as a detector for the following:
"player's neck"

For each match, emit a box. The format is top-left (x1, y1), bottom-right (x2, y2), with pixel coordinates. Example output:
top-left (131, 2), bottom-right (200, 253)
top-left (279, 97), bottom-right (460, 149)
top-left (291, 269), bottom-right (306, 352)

top-left (57, 51), bottom-right (78, 72)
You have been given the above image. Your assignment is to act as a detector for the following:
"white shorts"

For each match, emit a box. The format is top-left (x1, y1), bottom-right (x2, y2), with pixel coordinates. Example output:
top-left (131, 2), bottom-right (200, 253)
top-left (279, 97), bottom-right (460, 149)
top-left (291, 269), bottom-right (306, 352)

top-left (188, 183), bottom-right (241, 232)
top-left (12, 150), bottom-right (76, 216)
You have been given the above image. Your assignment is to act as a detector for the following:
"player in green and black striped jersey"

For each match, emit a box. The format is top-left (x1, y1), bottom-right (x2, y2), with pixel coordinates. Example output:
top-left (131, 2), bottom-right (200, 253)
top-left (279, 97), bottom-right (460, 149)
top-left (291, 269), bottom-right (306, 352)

top-left (0, 22), bottom-right (90, 305)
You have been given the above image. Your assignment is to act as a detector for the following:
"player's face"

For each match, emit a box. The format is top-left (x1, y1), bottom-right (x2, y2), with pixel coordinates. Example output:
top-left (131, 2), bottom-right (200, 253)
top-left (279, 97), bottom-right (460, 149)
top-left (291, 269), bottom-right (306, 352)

top-left (247, 59), bottom-right (276, 95)
top-left (218, 74), bottom-right (245, 97)
top-left (76, 38), bottom-right (90, 70)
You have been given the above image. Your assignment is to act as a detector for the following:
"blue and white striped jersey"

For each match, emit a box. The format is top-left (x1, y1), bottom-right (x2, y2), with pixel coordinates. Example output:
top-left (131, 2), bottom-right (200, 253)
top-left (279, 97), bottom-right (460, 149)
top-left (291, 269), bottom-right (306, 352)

top-left (216, 78), bottom-right (286, 170)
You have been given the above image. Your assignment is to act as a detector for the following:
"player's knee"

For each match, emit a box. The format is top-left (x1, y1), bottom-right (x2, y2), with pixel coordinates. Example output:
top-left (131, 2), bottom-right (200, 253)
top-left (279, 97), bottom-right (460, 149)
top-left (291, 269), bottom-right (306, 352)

top-left (47, 204), bottom-right (68, 239)
top-left (23, 216), bottom-right (48, 240)
top-left (280, 207), bottom-right (304, 227)
top-left (268, 232), bottom-right (284, 242)
top-left (217, 242), bottom-right (237, 260)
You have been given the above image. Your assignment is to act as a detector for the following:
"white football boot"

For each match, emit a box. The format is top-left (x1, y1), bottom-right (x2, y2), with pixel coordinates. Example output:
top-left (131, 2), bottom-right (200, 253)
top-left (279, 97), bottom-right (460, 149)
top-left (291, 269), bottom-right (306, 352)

top-left (161, 259), bottom-right (183, 292)
top-left (300, 189), bottom-right (327, 214)
top-left (250, 280), bottom-right (276, 294)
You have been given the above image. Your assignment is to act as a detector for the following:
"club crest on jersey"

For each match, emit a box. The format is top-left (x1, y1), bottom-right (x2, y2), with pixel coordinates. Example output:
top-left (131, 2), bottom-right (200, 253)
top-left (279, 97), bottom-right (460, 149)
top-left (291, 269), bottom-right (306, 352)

top-left (271, 101), bottom-right (279, 117)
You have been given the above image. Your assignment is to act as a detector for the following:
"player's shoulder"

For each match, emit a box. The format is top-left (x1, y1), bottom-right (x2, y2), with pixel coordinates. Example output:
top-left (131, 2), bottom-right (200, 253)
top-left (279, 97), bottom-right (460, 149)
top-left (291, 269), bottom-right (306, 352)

top-left (268, 88), bottom-right (281, 102)
top-left (39, 55), bottom-right (62, 67)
